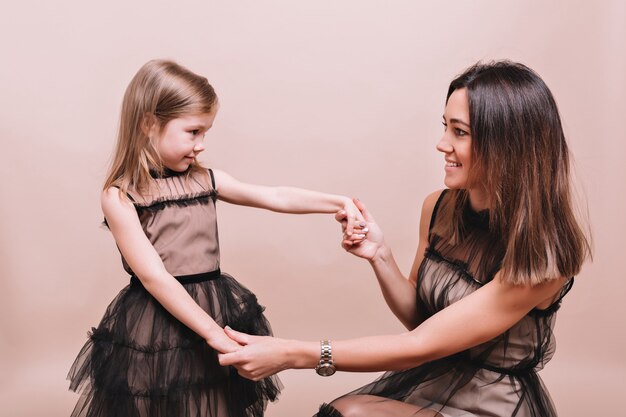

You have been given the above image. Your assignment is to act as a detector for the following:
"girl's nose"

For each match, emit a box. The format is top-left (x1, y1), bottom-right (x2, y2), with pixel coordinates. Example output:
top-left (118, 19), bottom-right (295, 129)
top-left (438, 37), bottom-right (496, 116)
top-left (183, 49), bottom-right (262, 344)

top-left (193, 142), bottom-right (205, 153)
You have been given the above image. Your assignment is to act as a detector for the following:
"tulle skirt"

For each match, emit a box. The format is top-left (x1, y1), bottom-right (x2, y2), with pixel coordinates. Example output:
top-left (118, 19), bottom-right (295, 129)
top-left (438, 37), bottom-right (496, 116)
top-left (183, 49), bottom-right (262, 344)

top-left (315, 354), bottom-right (557, 417)
top-left (68, 270), bottom-right (281, 417)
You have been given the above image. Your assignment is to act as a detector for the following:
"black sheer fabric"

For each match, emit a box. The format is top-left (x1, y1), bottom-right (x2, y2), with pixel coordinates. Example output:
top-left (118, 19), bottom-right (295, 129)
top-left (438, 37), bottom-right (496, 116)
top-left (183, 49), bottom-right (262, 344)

top-left (317, 190), bottom-right (573, 417)
top-left (68, 169), bottom-right (281, 417)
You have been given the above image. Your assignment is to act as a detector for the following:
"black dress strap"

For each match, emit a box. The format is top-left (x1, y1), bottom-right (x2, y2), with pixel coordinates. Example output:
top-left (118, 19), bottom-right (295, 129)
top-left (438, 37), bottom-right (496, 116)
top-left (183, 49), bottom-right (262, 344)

top-left (428, 189), bottom-right (448, 235)
top-left (208, 169), bottom-right (216, 191)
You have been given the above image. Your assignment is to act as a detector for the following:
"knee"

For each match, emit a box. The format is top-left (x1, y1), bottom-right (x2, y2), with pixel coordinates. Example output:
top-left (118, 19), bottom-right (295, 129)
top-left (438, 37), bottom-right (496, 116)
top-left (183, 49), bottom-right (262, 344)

top-left (328, 397), bottom-right (369, 417)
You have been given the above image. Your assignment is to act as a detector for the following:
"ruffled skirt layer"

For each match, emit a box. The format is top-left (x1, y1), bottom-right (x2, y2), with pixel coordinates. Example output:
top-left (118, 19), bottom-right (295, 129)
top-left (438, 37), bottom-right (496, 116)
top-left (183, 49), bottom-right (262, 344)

top-left (68, 271), bottom-right (281, 417)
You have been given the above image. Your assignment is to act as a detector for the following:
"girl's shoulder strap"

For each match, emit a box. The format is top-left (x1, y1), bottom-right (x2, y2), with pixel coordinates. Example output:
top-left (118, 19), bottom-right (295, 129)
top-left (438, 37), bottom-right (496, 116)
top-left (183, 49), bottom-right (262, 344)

top-left (207, 168), bottom-right (216, 191)
top-left (106, 185), bottom-right (137, 203)
top-left (125, 190), bottom-right (137, 203)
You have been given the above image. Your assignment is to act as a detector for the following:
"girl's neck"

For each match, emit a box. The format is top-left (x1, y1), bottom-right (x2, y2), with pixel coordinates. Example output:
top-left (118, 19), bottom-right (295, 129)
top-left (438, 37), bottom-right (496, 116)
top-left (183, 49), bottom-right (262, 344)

top-left (150, 166), bottom-right (189, 179)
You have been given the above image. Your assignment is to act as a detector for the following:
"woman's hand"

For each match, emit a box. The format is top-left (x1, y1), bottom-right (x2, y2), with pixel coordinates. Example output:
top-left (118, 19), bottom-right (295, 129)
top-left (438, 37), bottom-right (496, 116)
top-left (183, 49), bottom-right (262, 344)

top-left (340, 197), bottom-right (368, 242)
top-left (218, 327), bottom-right (291, 381)
top-left (206, 327), bottom-right (243, 354)
top-left (336, 198), bottom-right (385, 261)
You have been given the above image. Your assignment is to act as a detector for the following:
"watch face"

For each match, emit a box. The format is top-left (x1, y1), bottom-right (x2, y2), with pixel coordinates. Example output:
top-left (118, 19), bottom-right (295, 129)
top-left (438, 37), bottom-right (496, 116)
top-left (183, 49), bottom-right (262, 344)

top-left (316, 364), bottom-right (336, 377)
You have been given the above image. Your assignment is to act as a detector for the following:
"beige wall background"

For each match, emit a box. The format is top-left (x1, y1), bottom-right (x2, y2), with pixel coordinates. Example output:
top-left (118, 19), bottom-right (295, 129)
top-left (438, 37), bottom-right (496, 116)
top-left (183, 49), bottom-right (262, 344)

top-left (1, 1), bottom-right (624, 416)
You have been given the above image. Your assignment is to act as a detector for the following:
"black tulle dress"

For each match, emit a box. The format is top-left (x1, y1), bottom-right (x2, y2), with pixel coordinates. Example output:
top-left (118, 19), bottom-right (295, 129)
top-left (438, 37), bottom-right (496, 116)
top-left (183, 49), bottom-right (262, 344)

top-left (68, 169), bottom-right (281, 417)
top-left (318, 190), bottom-right (573, 417)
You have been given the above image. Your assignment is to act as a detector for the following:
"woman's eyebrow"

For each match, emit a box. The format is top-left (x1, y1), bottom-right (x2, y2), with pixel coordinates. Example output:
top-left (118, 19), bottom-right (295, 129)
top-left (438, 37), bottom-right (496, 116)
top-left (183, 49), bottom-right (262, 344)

top-left (449, 117), bottom-right (470, 128)
top-left (442, 115), bottom-right (470, 128)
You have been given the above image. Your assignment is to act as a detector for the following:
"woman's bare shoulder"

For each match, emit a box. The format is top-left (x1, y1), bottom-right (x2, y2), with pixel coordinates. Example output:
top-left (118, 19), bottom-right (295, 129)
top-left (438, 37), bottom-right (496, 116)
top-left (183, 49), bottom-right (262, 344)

top-left (421, 189), bottom-right (446, 218)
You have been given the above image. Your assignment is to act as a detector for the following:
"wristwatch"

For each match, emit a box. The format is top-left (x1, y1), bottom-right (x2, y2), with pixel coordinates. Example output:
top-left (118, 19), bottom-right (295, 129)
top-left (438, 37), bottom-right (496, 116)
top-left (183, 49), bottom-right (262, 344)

top-left (315, 340), bottom-right (336, 376)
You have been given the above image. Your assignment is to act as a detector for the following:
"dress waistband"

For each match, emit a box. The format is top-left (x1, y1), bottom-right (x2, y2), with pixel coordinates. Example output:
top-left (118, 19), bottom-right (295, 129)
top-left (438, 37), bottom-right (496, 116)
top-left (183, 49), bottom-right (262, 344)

top-left (467, 359), bottom-right (537, 377)
top-left (130, 269), bottom-right (222, 286)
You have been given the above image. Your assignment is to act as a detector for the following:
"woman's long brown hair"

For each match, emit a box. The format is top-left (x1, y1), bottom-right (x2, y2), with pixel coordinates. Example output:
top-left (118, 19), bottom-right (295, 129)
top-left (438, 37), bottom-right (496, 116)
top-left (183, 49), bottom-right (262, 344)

top-left (103, 60), bottom-right (217, 197)
top-left (435, 61), bottom-right (591, 285)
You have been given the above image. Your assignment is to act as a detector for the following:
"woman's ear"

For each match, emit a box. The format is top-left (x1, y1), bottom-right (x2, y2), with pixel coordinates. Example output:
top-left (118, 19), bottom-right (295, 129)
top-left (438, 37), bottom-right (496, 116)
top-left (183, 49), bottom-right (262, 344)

top-left (140, 113), bottom-right (159, 137)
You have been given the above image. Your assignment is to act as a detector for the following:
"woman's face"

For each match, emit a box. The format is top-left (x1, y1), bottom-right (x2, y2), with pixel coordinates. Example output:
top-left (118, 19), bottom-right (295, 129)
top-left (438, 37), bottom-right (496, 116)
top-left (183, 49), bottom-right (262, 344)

top-left (437, 88), bottom-right (473, 190)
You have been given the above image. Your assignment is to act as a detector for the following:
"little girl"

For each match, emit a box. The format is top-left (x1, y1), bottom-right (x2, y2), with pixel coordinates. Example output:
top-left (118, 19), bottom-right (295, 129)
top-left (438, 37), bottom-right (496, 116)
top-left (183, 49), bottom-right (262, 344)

top-left (67, 59), bottom-right (367, 417)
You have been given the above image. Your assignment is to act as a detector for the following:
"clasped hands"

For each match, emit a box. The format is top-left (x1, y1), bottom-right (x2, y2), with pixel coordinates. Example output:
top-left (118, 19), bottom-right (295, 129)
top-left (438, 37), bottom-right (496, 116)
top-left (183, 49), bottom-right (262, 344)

top-left (216, 198), bottom-right (384, 380)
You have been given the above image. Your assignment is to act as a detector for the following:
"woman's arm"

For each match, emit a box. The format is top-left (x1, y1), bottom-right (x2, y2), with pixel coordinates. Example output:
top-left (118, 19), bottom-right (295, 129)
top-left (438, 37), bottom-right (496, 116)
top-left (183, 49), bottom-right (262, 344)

top-left (318, 274), bottom-right (567, 372)
top-left (102, 187), bottom-right (241, 353)
top-left (212, 169), bottom-right (366, 236)
top-left (335, 191), bottom-right (443, 330)
top-left (219, 273), bottom-right (567, 380)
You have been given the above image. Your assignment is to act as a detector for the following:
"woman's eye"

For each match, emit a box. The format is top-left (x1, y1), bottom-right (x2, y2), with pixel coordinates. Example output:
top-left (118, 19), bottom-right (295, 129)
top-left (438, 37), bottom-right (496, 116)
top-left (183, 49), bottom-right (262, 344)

top-left (190, 129), bottom-right (200, 136)
top-left (455, 128), bottom-right (467, 137)
top-left (441, 121), bottom-right (447, 130)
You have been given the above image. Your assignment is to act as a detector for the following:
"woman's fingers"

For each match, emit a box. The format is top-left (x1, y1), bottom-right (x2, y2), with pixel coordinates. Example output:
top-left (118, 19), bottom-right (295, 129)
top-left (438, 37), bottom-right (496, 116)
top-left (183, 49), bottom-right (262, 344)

top-left (218, 339), bottom-right (282, 381)
top-left (342, 235), bottom-right (366, 249)
top-left (218, 352), bottom-right (260, 379)
top-left (344, 200), bottom-right (369, 236)
top-left (345, 212), bottom-right (356, 236)
top-left (345, 230), bottom-right (367, 240)
top-left (337, 208), bottom-right (368, 249)
top-left (234, 368), bottom-right (266, 382)
top-left (336, 211), bottom-right (367, 232)
top-left (224, 326), bottom-right (252, 346)
top-left (218, 351), bottom-right (239, 366)
top-left (336, 210), bottom-right (356, 235)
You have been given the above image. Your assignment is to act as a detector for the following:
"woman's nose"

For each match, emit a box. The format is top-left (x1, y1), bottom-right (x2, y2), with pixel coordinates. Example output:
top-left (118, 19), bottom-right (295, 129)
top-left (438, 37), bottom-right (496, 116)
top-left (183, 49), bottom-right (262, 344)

top-left (436, 136), bottom-right (453, 153)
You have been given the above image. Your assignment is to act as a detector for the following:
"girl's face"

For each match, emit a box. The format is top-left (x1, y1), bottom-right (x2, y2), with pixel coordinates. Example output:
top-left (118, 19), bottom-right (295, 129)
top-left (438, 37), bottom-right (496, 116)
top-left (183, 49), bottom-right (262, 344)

top-left (153, 105), bottom-right (219, 172)
top-left (437, 88), bottom-right (473, 190)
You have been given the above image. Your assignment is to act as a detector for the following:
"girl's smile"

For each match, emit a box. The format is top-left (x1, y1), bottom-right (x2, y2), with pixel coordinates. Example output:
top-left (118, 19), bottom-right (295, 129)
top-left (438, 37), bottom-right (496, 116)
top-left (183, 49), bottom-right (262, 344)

top-left (153, 105), bottom-right (219, 172)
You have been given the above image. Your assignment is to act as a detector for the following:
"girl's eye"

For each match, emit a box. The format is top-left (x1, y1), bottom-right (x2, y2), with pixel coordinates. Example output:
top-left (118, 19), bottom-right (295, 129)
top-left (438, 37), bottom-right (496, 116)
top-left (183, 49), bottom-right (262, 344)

top-left (190, 129), bottom-right (200, 136)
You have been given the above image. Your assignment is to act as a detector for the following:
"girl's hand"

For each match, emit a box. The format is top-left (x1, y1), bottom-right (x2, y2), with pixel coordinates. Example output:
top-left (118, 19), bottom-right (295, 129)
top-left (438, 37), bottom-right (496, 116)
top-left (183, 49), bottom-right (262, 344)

top-left (341, 197), bottom-right (368, 240)
top-left (206, 327), bottom-right (243, 354)
top-left (336, 198), bottom-right (385, 261)
top-left (218, 327), bottom-right (290, 381)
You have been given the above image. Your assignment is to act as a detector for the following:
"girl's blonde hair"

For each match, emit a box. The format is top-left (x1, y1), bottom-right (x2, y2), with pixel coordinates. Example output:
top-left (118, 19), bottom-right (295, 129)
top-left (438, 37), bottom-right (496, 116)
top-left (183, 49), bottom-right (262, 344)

top-left (104, 60), bottom-right (217, 195)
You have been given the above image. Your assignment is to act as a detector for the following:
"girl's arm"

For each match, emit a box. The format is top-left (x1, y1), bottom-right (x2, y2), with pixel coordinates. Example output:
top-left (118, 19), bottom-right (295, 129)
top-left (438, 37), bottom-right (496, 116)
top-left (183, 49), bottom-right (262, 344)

top-left (219, 273), bottom-right (567, 380)
top-left (212, 169), bottom-right (366, 236)
top-left (335, 192), bottom-right (443, 330)
top-left (101, 187), bottom-right (241, 353)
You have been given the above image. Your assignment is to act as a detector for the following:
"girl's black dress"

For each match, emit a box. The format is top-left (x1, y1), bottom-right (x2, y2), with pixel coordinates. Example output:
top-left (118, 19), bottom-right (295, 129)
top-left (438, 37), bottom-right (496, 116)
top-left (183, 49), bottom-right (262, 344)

top-left (68, 169), bottom-right (281, 417)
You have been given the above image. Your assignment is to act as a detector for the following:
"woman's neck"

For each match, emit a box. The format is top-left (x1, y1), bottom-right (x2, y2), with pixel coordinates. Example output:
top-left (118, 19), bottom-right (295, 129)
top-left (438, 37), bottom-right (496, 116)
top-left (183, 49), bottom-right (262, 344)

top-left (468, 187), bottom-right (490, 211)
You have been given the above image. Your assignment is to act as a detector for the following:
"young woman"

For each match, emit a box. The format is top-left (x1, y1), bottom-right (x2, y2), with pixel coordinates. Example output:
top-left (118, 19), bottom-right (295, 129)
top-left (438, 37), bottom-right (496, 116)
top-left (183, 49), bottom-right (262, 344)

top-left (219, 60), bottom-right (591, 417)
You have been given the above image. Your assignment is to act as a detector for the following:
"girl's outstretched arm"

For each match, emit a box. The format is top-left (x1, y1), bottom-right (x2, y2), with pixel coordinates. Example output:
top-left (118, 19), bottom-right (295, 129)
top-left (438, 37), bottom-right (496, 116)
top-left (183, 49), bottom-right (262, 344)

top-left (218, 272), bottom-right (568, 380)
top-left (334, 192), bottom-right (443, 330)
top-left (212, 169), bottom-right (366, 237)
top-left (101, 187), bottom-right (241, 354)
